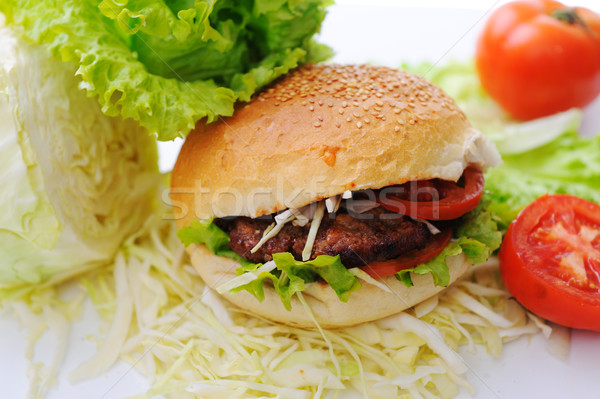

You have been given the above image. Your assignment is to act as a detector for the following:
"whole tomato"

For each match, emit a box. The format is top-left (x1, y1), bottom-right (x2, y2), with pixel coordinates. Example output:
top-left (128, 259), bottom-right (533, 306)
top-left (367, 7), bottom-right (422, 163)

top-left (476, 0), bottom-right (600, 120)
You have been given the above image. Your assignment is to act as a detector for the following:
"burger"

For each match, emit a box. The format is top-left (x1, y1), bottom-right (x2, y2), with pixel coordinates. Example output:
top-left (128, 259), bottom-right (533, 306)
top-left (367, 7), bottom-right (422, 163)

top-left (171, 64), bottom-right (501, 328)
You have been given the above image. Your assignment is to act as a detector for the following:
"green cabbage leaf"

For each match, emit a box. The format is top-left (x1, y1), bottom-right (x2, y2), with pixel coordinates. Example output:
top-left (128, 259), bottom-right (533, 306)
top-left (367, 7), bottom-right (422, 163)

top-left (0, 0), bottom-right (333, 140)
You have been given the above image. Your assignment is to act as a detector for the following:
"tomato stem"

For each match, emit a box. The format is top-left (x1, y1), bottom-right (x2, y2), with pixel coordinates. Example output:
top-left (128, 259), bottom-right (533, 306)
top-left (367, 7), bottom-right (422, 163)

top-left (552, 8), bottom-right (592, 33)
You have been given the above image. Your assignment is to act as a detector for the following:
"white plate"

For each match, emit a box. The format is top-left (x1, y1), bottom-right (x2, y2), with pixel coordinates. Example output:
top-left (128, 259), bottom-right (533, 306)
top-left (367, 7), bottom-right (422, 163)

top-left (2, 1), bottom-right (600, 398)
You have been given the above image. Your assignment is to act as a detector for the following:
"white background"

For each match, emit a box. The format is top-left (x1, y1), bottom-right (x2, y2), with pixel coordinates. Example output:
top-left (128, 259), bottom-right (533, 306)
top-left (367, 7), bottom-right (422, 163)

top-left (2, 1), bottom-right (600, 398)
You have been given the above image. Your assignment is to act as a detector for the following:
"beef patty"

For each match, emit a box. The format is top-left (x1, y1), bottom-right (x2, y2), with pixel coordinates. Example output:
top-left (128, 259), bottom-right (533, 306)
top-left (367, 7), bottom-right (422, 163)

top-left (216, 207), bottom-right (432, 267)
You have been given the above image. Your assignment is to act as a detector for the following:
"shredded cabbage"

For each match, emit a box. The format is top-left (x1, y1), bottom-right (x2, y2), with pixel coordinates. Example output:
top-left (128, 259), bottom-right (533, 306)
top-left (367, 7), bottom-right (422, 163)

top-left (6, 215), bottom-right (548, 399)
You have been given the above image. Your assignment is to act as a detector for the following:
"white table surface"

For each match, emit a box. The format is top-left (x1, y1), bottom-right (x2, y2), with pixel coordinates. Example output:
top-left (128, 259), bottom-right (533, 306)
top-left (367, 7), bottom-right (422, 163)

top-left (2, 1), bottom-right (600, 398)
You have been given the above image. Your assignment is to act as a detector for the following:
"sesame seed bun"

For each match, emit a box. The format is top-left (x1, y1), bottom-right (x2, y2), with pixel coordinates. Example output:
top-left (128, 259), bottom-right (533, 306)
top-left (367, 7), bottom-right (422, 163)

top-left (171, 64), bottom-right (500, 224)
top-left (171, 64), bottom-right (500, 328)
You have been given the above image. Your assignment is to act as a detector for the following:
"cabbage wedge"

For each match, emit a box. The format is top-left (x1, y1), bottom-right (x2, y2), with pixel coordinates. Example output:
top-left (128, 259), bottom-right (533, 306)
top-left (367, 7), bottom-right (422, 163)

top-left (0, 26), bottom-right (159, 299)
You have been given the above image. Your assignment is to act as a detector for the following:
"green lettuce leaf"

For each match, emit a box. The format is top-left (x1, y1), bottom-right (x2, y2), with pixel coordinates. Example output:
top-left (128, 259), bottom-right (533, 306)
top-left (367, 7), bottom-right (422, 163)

top-left (177, 220), bottom-right (361, 310)
top-left (177, 202), bottom-right (500, 308)
top-left (0, 26), bottom-right (159, 298)
top-left (233, 253), bottom-right (361, 310)
top-left (485, 131), bottom-right (600, 229)
top-left (0, 0), bottom-right (333, 140)
top-left (396, 203), bottom-right (501, 287)
top-left (177, 219), bottom-right (253, 266)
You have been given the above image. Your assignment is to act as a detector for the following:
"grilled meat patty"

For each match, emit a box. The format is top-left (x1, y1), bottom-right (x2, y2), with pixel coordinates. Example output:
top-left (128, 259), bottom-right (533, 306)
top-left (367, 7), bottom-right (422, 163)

top-left (216, 207), bottom-right (432, 267)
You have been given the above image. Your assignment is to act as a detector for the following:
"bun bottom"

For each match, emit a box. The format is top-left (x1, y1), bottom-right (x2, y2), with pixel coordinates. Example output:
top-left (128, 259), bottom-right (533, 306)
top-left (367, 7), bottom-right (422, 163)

top-left (189, 244), bottom-right (471, 328)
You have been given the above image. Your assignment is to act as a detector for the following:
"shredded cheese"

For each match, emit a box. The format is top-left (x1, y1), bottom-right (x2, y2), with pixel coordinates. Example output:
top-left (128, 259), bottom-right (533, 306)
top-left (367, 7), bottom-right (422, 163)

top-left (302, 201), bottom-right (326, 261)
top-left (250, 215), bottom-right (294, 253)
top-left (325, 195), bottom-right (342, 213)
top-left (216, 261), bottom-right (277, 293)
top-left (348, 268), bottom-right (392, 293)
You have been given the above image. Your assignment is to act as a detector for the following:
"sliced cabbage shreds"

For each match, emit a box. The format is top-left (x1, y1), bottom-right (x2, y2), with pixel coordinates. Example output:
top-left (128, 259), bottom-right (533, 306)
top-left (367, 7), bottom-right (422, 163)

top-left (9, 217), bottom-right (551, 399)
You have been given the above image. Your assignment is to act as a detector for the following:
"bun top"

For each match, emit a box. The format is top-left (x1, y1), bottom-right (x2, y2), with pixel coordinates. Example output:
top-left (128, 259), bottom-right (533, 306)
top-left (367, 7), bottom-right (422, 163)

top-left (172, 64), bottom-right (500, 224)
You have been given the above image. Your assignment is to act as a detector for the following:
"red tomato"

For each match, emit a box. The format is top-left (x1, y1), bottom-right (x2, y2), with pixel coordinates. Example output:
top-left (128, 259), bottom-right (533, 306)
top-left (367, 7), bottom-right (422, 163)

top-left (476, 0), bottom-right (600, 120)
top-left (364, 227), bottom-right (452, 278)
top-left (499, 194), bottom-right (600, 332)
top-left (377, 167), bottom-right (484, 220)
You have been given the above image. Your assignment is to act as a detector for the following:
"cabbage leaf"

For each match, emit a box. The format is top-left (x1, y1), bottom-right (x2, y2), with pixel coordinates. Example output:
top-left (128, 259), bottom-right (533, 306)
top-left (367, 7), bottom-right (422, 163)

top-left (0, 0), bottom-right (333, 140)
top-left (0, 26), bottom-right (159, 299)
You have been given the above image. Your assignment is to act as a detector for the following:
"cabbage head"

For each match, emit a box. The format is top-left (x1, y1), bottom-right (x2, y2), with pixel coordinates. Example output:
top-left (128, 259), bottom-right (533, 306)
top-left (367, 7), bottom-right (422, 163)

top-left (0, 25), bottom-right (159, 299)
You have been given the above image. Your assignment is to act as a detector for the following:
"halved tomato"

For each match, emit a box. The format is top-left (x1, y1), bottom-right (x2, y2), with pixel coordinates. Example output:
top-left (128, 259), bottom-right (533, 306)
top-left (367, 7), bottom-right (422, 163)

top-left (363, 227), bottom-right (452, 278)
top-left (499, 194), bottom-right (600, 332)
top-left (377, 167), bottom-right (484, 220)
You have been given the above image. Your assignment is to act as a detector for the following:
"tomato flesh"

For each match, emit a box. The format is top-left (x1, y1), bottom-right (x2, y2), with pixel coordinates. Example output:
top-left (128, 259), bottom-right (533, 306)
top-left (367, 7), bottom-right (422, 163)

top-left (499, 194), bottom-right (600, 332)
top-left (377, 167), bottom-right (484, 220)
top-left (364, 227), bottom-right (452, 278)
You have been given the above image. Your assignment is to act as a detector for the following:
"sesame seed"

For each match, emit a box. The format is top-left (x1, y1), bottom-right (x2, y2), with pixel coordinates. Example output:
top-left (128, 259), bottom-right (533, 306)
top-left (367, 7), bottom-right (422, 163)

top-left (364, 118), bottom-right (370, 124)
top-left (353, 111), bottom-right (360, 118)
top-left (314, 121), bottom-right (321, 127)
top-left (346, 117), bottom-right (352, 122)
top-left (309, 105), bottom-right (314, 111)
top-left (338, 109), bottom-right (345, 115)
top-left (356, 122), bottom-right (363, 129)
top-left (395, 126), bottom-right (401, 132)
top-left (375, 101), bottom-right (384, 107)
top-left (342, 101), bottom-right (348, 108)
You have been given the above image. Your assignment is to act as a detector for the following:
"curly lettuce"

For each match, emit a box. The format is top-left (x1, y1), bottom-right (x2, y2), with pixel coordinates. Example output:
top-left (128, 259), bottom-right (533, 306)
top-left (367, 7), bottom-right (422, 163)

top-left (0, 0), bottom-right (333, 140)
top-left (397, 202), bottom-right (501, 287)
top-left (177, 202), bottom-right (501, 308)
top-left (485, 132), bottom-right (600, 229)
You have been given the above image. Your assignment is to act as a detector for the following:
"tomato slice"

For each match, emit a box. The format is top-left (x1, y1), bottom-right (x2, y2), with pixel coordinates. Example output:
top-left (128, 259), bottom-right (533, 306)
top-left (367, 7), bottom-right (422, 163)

top-left (499, 194), bottom-right (600, 332)
top-left (377, 167), bottom-right (484, 220)
top-left (363, 227), bottom-right (452, 278)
